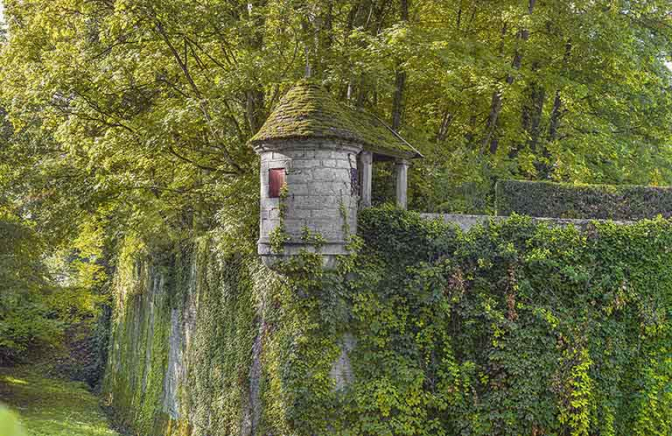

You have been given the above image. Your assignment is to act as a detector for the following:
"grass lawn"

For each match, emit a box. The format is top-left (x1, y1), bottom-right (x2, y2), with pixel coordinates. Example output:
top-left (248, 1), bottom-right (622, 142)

top-left (0, 366), bottom-right (120, 436)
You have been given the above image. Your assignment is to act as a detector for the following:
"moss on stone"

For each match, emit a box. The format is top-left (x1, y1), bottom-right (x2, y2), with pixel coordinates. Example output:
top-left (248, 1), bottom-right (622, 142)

top-left (103, 236), bottom-right (183, 436)
top-left (249, 81), bottom-right (421, 159)
top-left (103, 234), bottom-right (317, 436)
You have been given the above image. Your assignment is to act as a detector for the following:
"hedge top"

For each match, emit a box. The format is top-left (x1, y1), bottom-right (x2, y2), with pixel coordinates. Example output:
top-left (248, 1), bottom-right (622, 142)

top-left (249, 80), bottom-right (422, 159)
top-left (496, 179), bottom-right (672, 220)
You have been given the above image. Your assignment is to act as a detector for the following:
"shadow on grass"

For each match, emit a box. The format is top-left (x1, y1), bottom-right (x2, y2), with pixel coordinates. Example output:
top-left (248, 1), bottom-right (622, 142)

top-left (0, 366), bottom-right (120, 436)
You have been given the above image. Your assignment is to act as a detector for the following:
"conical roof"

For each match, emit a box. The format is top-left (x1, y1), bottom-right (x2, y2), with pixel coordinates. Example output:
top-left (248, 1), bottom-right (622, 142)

top-left (249, 81), bottom-right (422, 159)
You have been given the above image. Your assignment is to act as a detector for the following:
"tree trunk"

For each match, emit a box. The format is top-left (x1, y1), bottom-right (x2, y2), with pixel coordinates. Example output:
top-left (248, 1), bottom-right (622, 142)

top-left (323, 0), bottom-right (334, 59)
top-left (436, 106), bottom-right (453, 142)
top-left (465, 109), bottom-right (477, 146)
top-left (392, 71), bottom-right (406, 130)
top-left (303, 1), bottom-right (334, 80)
top-left (510, 61), bottom-right (545, 161)
top-left (301, 17), bottom-right (312, 78)
top-left (341, 1), bottom-right (364, 101)
top-left (547, 40), bottom-right (572, 143)
top-left (483, 91), bottom-right (504, 154)
top-left (480, 21), bottom-right (508, 153)
top-left (244, 1), bottom-right (267, 134)
top-left (456, 1), bottom-right (463, 30)
top-left (391, 0), bottom-right (409, 130)
top-left (527, 83), bottom-right (546, 151)
top-left (246, 89), bottom-right (266, 133)
top-left (547, 89), bottom-right (563, 143)
top-left (482, 0), bottom-right (536, 154)
top-left (538, 40), bottom-right (572, 177)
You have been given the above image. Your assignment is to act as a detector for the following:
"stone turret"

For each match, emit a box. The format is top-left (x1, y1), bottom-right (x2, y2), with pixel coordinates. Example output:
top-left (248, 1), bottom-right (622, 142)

top-left (250, 81), bottom-right (421, 269)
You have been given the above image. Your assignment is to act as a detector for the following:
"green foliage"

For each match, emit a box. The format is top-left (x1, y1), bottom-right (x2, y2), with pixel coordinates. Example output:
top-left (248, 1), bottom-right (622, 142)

top-left (269, 225), bottom-right (290, 254)
top-left (103, 235), bottom-right (175, 435)
top-left (104, 208), bottom-right (672, 436)
top-left (263, 240), bottom-right (360, 435)
top-left (0, 207), bottom-right (110, 369)
top-left (104, 229), bottom-right (359, 436)
top-left (6, 0), bottom-right (670, 432)
top-left (358, 205), bottom-right (456, 265)
top-left (0, 213), bottom-right (61, 363)
top-left (104, 234), bottom-right (281, 435)
top-left (183, 238), bottom-right (259, 435)
top-left (496, 179), bottom-right (672, 219)
top-left (2, 0), bottom-right (671, 235)
top-left (339, 208), bottom-right (672, 435)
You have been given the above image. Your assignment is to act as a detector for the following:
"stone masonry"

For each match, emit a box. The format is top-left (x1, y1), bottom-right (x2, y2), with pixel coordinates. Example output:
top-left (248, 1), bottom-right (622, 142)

top-left (250, 81), bottom-right (421, 269)
top-left (257, 139), bottom-right (361, 268)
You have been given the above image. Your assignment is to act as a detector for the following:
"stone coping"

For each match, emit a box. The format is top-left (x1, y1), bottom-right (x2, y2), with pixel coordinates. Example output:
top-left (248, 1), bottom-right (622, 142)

top-left (420, 213), bottom-right (633, 232)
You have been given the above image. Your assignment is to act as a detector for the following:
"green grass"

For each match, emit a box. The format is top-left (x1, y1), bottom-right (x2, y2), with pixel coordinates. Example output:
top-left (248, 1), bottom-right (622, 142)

top-left (0, 366), bottom-right (120, 436)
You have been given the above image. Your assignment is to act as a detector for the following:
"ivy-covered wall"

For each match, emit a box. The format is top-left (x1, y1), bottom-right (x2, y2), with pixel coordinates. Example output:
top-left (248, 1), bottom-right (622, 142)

top-left (105, 208), bottom-right (672, 436)
top-left (103, 234), bottom-right (259, 435)
top-left (346, 208), bottom-right (672, 435)
top-left (103, 232), bottom-right (349, 436)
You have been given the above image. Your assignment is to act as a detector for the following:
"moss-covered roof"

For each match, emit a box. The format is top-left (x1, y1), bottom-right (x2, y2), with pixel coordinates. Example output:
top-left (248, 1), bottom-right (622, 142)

top-left (249, 81), bottom-right (422, 159)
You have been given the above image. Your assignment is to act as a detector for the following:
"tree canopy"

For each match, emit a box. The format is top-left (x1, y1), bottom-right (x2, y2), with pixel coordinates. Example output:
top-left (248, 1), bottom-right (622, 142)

top-left (1, 0), bottom-right (670, 243)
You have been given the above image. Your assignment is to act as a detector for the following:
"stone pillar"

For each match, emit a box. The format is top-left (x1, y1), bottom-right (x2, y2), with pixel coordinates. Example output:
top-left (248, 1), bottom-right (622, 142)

top-left (360, 151), bottom-right (373, 209)
top-left (395, 159), bottom-right (408, 210)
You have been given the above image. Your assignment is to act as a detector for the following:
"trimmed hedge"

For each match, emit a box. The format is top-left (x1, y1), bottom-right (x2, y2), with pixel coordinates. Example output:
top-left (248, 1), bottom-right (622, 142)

top-left (496, 180), bottom-right (672, 220)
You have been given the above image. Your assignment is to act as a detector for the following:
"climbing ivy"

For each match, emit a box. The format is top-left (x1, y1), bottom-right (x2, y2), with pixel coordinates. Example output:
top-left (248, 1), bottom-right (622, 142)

top-left (105, 206), bottom-right (672, 436)
top-left (103, 230), bottom-right (351, 436)
top-left (269, 184), bottom-right (291, 254)
top-left (338, 206), bottom-right (672, 435)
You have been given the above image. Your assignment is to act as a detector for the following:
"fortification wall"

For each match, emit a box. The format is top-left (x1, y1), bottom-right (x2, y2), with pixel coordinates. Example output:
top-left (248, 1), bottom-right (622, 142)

top-left (105, 207), bottom-right (672, 435)
top-left (104, 236), bottom-right (284, 435)
top-left (104, 234), bottom-right (355, 436)
top-left (420, 213), bottom-right (631, 231)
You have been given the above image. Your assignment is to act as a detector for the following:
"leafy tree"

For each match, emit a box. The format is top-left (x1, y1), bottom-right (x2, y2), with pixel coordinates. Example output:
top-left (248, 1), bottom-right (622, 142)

top-left (0, 207), bottom-right (107, 365)
top-left (1, 0), bottom-right (670, 232)
top-left (0, 0), bottom-right (670, 359)
top-left (0, 211), bottom-right (61, 363)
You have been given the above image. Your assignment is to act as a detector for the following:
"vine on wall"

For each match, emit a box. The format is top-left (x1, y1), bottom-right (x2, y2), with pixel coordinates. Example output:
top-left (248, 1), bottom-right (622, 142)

top-left (105, 207), bottom-right (672, 436)
top-left (342, 206), bottom-right (672, 435)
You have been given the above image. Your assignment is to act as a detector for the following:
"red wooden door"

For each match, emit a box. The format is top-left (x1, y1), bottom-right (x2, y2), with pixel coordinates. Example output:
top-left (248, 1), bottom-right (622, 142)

top-left (269, 168), bottom-right (286, 198)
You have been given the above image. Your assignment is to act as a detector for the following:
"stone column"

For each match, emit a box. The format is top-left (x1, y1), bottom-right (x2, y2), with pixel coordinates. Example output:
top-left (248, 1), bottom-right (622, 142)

top-left (360, 151), bottom-right (373, 209)
top-left (395, 159), bottom-right (408, 210)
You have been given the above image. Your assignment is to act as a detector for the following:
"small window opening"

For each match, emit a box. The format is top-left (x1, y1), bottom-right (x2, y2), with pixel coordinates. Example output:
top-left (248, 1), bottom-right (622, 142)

top-left (350, 168), bottom-right (359, 196)
top-left (269, 168), bottom-right (286, 198)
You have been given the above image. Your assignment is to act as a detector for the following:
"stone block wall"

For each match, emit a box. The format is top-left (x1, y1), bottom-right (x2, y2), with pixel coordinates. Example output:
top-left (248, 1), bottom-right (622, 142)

top-left (257, 139), bottom-right (361, 265)
top-left (420, 213), bottom-right (632, 232)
